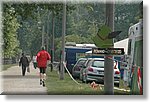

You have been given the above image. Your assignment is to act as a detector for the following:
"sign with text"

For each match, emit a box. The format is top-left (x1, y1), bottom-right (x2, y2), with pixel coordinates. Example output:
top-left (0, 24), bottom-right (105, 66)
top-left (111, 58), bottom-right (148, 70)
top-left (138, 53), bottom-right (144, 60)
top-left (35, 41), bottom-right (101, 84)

top-left (92, 48), bottom-right (125, 55)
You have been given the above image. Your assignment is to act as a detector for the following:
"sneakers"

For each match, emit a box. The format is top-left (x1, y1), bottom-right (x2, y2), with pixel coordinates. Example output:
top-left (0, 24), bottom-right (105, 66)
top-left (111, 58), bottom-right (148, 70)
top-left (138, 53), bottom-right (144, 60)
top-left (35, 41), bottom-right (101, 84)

top-left (40, 79), bottom-right (42, 85)
top-left (40, 79), bottom-right (45, 87)
top-left (42, 81), bottom-right (45, 87)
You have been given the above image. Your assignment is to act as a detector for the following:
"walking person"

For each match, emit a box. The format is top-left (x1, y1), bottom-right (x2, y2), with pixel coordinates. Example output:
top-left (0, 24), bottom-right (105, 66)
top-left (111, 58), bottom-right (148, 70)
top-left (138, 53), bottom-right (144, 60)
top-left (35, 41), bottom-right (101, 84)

top-left (32, 56), bottom-right (37, 69)
top-left (36, 46), bottom-right (51, 87)
top-left (19, 53), bottom-right (29, 76)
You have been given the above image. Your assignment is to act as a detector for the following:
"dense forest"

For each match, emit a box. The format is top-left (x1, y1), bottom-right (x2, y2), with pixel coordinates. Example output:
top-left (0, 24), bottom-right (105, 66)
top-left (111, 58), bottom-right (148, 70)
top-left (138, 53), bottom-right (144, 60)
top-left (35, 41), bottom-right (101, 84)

top-left (2, 1), bottom-right (142, 61)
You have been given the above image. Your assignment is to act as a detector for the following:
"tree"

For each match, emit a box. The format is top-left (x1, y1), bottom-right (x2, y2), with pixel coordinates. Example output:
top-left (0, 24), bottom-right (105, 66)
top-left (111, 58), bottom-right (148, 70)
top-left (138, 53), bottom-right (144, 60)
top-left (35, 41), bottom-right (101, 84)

top-left (114, 3), bottom-right (141, 41)
top-left (11, 3), bottom-right (76, 57)
top-left (3, 4), bottom-right (20, 58)
top-left (3, 2), bottom-right (141, 60)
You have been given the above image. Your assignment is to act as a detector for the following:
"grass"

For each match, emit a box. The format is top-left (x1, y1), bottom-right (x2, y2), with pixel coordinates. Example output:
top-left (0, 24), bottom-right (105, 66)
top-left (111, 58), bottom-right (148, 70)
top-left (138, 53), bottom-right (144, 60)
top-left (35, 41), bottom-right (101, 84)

top-left (46, 70), bottom-right (131, 95)
top-left (1, 64), bottom-right (18, 71)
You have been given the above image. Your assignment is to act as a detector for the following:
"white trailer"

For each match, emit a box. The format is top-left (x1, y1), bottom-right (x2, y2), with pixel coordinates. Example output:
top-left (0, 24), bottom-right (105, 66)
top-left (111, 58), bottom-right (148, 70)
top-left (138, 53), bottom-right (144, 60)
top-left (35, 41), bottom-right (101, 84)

top-left (127, 19), bottom-right (143, 94)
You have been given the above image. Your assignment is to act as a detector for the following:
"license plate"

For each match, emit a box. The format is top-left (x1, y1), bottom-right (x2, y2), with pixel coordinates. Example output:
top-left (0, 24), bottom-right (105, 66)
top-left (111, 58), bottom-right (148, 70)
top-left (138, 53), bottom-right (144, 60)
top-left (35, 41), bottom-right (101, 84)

top-left (99, 72), bottom-right (104, 74)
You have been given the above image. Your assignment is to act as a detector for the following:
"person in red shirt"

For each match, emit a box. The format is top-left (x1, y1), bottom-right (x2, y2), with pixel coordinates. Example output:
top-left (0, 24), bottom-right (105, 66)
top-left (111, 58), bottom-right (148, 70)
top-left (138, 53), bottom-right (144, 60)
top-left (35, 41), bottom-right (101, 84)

top-left (36, 46), bottom-right (51, 87)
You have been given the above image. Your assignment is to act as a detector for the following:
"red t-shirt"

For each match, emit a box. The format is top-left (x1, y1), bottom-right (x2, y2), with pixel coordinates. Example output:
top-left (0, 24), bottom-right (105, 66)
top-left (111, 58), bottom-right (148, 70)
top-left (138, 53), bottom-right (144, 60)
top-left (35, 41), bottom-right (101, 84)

top-left (36, 50), bottom-right (51, 68)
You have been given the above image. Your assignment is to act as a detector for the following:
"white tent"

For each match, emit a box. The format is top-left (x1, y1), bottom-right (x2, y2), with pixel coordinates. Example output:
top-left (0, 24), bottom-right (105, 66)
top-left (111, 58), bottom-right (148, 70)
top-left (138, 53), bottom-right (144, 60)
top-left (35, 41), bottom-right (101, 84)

top-left (85, 50), bottom-right (92, 54)
top-left (114, 38), bottom-right (129, 55)
top-left (85, 38), bottom-right (129, 55)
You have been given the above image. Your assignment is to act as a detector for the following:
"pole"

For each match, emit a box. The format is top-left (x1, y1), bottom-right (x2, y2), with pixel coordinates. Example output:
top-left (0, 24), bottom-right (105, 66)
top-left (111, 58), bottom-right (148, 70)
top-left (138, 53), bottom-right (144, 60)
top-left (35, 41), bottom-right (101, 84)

top-left (46, 11), bottom-right (50, 52)
top-left (51, 11), bottom-right (55, 72)
top-left (42, 25), bottom-right (45, 47)
top-left (60, 1), bottom-right (66, 80)
top-left (104, 2), bottom-right (114, 94)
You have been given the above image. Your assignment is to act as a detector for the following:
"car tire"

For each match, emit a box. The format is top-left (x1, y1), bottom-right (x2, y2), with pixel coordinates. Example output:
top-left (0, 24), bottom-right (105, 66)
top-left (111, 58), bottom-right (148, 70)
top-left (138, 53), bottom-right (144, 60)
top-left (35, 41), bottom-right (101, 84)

top-left (83, 75), bottom-right (86, 83)
top-left (81, 76), bottom-right (85, 83)
top-left (115, 83), bottom-right (120, 87)
top-left (83, 75), bottom-right (88, 83)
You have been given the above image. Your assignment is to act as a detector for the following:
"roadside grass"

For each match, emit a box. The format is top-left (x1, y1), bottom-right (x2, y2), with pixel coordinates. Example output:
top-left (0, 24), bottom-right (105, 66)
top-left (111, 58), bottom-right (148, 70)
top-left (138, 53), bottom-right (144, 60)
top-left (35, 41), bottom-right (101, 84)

top-left (119, 79), bottom-right (130, 90)
top-left (46, 70), bottom-right (131, 95)
top-left (1, 64), bottom-right (18, 71)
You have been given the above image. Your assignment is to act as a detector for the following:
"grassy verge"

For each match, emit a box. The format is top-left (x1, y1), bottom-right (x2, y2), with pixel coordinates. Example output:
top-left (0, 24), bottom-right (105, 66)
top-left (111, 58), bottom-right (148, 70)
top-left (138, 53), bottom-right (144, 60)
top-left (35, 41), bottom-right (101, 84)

top-left (46, 70), bottom-right (131, 95)
top-left (1, 64), bottom-right (18, 71)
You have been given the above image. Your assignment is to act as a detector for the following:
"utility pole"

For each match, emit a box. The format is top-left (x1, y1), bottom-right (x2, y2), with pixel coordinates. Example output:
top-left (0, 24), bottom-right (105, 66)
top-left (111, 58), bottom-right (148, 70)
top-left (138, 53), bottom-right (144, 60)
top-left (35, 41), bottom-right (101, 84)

top-left (104, 2), bottom-right (114, 94)
top-left (46, 11), bottom-right (50, 52)
top-left (60, 1), bottom-right (66, 80)
top-left (42, 25), bottom-right (45, 47)
top-left (51, 11), bottom-right (55, 72)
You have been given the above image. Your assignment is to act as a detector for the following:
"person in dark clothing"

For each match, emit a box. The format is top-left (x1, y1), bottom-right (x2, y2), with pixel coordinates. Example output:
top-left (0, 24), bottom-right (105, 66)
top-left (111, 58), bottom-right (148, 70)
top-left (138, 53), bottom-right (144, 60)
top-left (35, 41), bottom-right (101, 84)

top-left (19, 53), bottom-right (29, 76)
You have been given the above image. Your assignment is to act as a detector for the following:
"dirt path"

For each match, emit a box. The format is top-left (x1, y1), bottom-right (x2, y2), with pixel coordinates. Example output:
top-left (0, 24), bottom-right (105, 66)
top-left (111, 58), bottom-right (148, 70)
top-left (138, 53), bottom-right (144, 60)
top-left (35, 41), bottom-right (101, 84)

top-left (0, 63), bottom-right (47, 95)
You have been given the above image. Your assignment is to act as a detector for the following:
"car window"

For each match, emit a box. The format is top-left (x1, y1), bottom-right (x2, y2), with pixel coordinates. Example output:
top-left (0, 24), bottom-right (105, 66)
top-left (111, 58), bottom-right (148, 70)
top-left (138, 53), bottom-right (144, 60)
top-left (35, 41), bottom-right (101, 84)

top-left (92, 60), bottom-right (104, 68)
top-left (85, 60), bottom-right (92, 67)
top-left (77, 60), bottom-right (87, 66)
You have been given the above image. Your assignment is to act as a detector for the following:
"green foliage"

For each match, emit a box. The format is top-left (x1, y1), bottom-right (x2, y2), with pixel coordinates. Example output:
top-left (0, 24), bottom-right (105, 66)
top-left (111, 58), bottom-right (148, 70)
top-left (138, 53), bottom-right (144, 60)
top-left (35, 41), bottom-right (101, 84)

top-left (12, 3), bottom-right (76, 57)
top-left (3, 2), bottom-right (141, 59)
top-left (65, 34), bottom-right (93, 43)
top-left (114, 3), bottom-right (140, 41)
top-left (66, 3), bottom-right (105, 37)
top-left (3, 4), bottom-right (20, 58)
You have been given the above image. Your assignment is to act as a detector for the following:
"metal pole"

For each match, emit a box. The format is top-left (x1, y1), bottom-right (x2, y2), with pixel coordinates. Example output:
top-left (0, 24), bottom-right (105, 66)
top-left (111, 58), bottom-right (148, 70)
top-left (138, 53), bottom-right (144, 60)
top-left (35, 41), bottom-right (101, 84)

top-left (51, 11), bottom-right (55, 72)
top-left (104, 2), bottom-right (114, 94)
top-left (42, 25), bottom-right (45, 47)
top-left (46, 11), bottom-right (50, 52)
top-left (60, 1), bottom-right (66, 80)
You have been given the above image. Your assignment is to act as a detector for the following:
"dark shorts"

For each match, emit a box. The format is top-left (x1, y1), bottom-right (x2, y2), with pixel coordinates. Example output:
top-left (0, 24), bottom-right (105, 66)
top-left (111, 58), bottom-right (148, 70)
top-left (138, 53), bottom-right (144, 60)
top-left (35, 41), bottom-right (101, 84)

top-left (39, 68), bottom-right (46, 74)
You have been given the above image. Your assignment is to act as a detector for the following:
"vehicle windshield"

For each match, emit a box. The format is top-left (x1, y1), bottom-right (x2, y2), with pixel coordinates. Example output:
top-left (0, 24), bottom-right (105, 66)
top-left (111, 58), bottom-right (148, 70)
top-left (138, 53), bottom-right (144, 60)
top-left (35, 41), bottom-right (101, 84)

top-left (92, 60), bottom-right (104, 68)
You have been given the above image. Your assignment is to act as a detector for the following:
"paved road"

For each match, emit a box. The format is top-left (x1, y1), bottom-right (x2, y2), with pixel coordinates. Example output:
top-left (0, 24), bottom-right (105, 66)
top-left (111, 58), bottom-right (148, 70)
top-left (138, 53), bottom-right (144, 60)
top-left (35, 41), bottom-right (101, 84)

top-left (0, 63), bottom-right (47, 95)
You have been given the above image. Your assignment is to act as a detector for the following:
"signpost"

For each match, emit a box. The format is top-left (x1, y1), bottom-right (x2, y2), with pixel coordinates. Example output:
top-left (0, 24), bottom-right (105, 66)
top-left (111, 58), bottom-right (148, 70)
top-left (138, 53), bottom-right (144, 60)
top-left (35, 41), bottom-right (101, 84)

top-left (92, 25), bottom-right (113, 48)
top-left (92, 24), bottom-right (122, 94)
top-left (92, 48), bottom-right (124, 55)
top-left (105, 3), bottom-right (114, 94)
top-left (92, 47), bottom-right (124, 95)
top-left (92, 2), bottom-right (122, 94)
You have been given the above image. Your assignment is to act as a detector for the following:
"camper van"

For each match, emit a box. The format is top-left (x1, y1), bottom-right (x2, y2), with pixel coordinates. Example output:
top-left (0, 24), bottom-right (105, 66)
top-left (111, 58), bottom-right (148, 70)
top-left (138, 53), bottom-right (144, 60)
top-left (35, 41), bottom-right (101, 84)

top-left (127, 19), bottom-right (143, 94)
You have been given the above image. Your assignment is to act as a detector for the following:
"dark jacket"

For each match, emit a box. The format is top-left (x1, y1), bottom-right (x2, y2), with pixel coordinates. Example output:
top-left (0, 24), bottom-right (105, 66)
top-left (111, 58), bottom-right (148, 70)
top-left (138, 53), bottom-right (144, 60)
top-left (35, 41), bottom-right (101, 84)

top-left (19, 56), bottom-right (29, 67)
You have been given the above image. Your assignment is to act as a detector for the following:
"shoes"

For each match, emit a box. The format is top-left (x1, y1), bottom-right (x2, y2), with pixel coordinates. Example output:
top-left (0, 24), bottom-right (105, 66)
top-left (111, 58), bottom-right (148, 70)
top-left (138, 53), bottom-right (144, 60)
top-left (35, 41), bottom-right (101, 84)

top-left (40, 79), bottom-right (46, 87)
top-left (42, 81), bottom-right (45, 87)
top-left (40, 79), bottom-right (42, 85)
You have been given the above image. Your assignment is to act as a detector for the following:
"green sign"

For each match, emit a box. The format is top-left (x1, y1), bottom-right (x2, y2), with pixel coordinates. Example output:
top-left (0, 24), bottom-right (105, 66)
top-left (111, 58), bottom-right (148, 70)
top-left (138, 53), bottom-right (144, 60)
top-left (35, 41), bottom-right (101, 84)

top-left (92, 25), bottom-right (113, 48)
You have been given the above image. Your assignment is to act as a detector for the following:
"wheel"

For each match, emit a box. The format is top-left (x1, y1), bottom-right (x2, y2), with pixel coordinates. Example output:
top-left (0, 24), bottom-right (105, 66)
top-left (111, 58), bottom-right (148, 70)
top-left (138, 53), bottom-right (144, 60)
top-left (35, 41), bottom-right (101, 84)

top-left (81, 76), bottom-right (85, 83)
top-left (115, 83), bottom-right (120, 87)
top-left (83, 75), bottom-right (88, 83)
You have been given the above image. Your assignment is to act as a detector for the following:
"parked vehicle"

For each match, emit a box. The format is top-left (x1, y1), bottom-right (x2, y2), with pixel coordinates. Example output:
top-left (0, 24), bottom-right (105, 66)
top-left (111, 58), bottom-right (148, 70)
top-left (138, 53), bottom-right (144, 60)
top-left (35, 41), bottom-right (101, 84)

top-left (65, 43), bottom-right (96, 73)
top-left (72, 58), bottom-right (88, 79)
top-left (79, 58), bottom-right (93, 81)
top-left (127, 19), bottom-right (143, 94)
top-left (80, 58), bottom-right (120, 87)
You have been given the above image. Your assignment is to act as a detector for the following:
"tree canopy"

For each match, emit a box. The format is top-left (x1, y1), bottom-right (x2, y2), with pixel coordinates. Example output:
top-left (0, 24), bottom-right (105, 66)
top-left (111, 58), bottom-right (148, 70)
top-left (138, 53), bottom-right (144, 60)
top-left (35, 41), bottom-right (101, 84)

top-left (3, 4), bottom-right (20, 58)
top-left (2, 2), bottom-right (142, 59)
